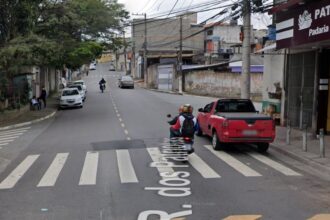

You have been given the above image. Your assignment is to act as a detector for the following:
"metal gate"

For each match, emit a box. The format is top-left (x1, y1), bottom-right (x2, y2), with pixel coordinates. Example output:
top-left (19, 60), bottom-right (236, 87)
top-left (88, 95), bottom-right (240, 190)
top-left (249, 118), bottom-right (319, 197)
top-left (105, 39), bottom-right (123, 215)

top-left (158, 64), bottom-right (173, 91)
top-left (287, 51), bottom-right (316, 128)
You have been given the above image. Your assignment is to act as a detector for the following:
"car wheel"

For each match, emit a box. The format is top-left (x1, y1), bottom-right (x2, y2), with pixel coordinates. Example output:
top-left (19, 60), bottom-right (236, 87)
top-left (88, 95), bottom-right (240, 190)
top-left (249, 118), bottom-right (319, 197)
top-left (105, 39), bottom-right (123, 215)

top-left (212, 132), bottom-right (223, 150)
top-left (212, 131), bottom-right (225, 150)
top-left (257, 143), bottom-right (269, 153)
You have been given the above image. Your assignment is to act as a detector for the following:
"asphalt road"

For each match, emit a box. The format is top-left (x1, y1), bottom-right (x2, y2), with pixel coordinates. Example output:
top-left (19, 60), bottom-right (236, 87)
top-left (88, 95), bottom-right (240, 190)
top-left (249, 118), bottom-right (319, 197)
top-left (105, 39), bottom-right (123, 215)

top-left (0, 63), bottom-right (329, 220)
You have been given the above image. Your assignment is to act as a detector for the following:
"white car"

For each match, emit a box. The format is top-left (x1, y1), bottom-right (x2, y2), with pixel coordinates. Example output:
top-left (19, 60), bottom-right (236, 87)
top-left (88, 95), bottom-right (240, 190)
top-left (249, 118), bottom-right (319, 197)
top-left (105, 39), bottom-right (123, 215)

top-left (73, 80), bottom-right (87, 93)
top-left (89, 63), bottom-right (96, 70)
top-left (59, 88), bottom-right (83, 109)
top-left (68, 84), bottom-right (86, 101)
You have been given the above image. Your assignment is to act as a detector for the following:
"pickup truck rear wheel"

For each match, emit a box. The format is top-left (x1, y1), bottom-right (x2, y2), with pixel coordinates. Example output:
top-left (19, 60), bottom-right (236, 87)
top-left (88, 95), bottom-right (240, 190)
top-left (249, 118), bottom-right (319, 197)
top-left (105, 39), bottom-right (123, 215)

top-left (257, 143), bottom-right (269, 153)
top-left (212, 132), bottom-right (223, 150)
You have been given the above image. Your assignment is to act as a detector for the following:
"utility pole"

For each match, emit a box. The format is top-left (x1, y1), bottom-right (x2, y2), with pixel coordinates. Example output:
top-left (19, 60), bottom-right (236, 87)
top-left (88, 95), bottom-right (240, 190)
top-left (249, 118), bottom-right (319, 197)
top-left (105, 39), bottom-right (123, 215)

top-left (132, 13), bottom-right (147, 81)
top-left (178, 15), bottom-right (183, 93)
top-left (144, 13), bottom-right (148, 87)
top-left (123, 30), bottom-right (127, 74)
top-left (241, 0), bottom-right (251, 99)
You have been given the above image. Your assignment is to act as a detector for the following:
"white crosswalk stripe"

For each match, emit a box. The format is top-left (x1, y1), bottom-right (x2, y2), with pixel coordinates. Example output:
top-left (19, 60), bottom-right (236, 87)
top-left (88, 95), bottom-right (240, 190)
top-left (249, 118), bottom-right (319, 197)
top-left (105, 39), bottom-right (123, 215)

top-left (248, 152), bottom-right (302, 176)
top-left (0, 136), bottom-right (19, 141)
top-left (116, 150), bottom-right (138, 183)
top-left (37, 153), bottom-right (69, 187)
top-left (0, 155), bottom-right (39, 189)
top-left (0, 127), bottom-right (30, 135)
top-left (0, 139), bottom-right (14, 144)
top-left (0, 134), bottom-right (22, 139)
top-left (79, 151), bottom-right (99, 185)
top-left (0, 146), bottom-right (303, 190)
top-left (188, 154), bottom-right (221, 178)
top-left (204, 145), bottom-right (262, 177)
top-left (0, 127), bottom-right (30, 147)
top-left (147, 147), bottom-right (178, 178)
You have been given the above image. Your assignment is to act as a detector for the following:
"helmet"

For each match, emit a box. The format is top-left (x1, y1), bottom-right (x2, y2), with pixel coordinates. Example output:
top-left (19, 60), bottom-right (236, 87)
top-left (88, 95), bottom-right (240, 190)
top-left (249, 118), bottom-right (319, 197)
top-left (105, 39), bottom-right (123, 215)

top-left (182, 104), bottom-right (193, 113)
top-left (178, 105), bottom-right (184, 113)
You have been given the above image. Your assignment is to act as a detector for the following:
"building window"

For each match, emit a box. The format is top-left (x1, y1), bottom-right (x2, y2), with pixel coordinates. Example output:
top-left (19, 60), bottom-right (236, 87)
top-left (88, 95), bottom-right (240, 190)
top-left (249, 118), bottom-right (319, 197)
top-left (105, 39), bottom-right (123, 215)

top-left (207, 30), bottom-right (213, 36)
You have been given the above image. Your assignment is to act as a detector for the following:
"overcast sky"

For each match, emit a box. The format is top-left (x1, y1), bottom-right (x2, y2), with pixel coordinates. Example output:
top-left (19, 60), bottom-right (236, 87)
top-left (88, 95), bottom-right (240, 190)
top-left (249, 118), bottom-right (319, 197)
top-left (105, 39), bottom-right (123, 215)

top-left (118, 0), bottom-right (272, 30)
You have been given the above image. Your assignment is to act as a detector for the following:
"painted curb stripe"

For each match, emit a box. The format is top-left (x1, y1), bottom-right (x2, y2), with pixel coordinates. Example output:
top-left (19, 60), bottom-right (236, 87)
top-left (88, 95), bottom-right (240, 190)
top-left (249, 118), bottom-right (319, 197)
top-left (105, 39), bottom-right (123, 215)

top-left (223, 215), bottom-right (262, 220)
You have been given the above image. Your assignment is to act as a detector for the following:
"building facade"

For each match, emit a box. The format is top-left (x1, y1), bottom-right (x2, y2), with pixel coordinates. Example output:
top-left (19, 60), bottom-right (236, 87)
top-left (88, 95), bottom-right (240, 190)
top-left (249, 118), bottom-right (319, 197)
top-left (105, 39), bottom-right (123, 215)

top-left (130, 12), bottom-right (204, 79)
top-left (272, 0), bottom-right (330, 133)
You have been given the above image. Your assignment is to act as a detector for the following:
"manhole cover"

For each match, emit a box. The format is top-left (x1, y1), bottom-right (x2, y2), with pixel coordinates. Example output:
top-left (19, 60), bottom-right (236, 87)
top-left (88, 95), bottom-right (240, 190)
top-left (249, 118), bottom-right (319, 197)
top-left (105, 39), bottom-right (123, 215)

top-left (92, 139), bottom-right (146, 151)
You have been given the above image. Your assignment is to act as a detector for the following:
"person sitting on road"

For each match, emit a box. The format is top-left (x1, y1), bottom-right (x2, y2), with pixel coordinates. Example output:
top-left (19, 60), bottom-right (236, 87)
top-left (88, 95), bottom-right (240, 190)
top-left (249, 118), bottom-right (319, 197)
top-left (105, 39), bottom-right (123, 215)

top-left (170, 104), bottom-right (198, 139)
top-left (31, 96), bottom-right (41, 110)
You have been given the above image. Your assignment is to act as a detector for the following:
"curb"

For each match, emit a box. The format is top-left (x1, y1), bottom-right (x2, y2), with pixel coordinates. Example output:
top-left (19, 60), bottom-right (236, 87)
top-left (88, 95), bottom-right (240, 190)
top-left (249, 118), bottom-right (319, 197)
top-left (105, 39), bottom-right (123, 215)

top-left (137, 85), bottom-right (183, 95)
top-left (0, 111), bottom-right (57, 131)
top-left (271, 142), bottom-right (330, 174)
top-left (148, 88), bottom-right (183, 95)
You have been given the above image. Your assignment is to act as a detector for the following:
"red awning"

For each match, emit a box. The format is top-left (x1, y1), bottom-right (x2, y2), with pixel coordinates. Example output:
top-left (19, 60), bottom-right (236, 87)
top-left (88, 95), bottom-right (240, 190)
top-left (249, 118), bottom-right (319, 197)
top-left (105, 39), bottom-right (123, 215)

top-left (270, 0), bottom-right (305, 14)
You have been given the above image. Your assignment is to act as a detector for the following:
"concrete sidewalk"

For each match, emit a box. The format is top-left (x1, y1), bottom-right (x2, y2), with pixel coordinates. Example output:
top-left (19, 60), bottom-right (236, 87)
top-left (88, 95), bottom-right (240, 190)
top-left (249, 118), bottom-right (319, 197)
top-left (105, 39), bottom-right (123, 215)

top-left (136, 82), bottom-right (330, 173)
top-left (0, 97), bottom-right (58, 130)
top-left (273, 126), bottom-right (330, 174)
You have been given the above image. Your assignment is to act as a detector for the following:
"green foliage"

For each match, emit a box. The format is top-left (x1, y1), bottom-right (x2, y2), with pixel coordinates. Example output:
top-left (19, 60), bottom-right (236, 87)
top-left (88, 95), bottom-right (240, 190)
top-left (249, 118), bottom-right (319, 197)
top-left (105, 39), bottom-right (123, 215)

top-left (66, 41), bottom-right (103, 69)
top-left (0, 0), bottom-right (129, 76)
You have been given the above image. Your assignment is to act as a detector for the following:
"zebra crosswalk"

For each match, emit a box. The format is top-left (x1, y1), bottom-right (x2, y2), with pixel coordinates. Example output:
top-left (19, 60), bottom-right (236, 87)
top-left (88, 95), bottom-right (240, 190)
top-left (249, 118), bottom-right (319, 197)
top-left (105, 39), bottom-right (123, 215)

top-left (0, 127), bottom-right (30, 147)
top-left (0, 145), bottom-right (302, 190)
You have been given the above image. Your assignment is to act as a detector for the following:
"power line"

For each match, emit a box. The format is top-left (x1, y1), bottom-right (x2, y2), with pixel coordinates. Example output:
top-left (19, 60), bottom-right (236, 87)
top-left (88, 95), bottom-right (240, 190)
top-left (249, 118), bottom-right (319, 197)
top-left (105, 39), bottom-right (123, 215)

top-left (129, 0), bottom-right (226, 26)
top-left (126, 0), bottom-right (232, 29)
top-left (167, 0), bottom-right (179, 17)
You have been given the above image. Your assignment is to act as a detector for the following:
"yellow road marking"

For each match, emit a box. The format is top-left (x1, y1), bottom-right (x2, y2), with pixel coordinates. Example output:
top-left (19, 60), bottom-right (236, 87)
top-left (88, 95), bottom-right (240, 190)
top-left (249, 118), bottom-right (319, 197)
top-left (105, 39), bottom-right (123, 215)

top-left (223, 215), bottom-right (262, 220)
top-left (171, 218), bottom-right (185, 220)
top-left (308, 214), bottom-right (330, 220)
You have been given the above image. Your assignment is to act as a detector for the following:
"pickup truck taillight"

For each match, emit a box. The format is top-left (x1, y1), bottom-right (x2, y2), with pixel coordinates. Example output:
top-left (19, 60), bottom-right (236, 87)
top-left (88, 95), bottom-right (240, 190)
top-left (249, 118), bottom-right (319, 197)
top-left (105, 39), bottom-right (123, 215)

top-left (222, 120), bottom-right (229, 128)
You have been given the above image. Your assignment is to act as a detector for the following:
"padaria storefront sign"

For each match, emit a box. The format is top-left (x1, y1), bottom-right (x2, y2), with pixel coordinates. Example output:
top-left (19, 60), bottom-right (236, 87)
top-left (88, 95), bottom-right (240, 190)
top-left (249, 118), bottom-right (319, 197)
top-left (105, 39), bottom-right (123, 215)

top-left (276, 0), bottom-right (330, 49)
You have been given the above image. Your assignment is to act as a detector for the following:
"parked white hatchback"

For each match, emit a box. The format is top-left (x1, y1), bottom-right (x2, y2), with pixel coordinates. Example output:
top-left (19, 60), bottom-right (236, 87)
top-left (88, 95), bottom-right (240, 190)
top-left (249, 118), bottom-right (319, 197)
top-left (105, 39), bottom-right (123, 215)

top-left (73, 80), bottom-right (87, 93)
top-left (59, 88), bottom-right (83, 109)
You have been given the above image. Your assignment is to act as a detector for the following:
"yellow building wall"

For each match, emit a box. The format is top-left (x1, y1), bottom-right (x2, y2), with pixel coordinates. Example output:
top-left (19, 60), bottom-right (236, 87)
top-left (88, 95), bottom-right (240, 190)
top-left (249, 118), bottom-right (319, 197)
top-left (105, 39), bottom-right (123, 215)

top-left (97, 53), bottom-right (113, 63)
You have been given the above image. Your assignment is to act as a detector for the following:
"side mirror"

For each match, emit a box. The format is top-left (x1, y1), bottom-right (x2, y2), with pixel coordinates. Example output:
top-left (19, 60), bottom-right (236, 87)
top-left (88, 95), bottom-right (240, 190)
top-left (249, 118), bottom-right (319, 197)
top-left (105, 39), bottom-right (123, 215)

top-left (167, 114), bottom-right (172, 118)
top-left (198, 108), bottom-right (204, 112)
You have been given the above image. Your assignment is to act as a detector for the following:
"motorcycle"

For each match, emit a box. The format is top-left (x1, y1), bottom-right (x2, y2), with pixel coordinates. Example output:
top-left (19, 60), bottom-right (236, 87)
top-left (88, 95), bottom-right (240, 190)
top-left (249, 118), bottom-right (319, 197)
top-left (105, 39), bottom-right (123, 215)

top-left (100, 83), bottom-right (106, 93)
top-left (167, 114), bottom-right (195, 157)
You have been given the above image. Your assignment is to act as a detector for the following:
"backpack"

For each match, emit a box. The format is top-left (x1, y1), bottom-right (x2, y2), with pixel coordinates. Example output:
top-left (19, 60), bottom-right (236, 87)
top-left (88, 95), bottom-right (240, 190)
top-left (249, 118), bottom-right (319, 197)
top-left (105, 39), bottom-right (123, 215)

top-left (181, 116), bottom-right (195, 137)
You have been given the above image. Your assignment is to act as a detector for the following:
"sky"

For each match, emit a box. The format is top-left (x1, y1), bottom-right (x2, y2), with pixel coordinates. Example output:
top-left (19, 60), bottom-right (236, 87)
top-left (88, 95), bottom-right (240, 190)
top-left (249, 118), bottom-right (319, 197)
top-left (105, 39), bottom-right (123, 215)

top-left (118, 0), bottom-right (272, 30)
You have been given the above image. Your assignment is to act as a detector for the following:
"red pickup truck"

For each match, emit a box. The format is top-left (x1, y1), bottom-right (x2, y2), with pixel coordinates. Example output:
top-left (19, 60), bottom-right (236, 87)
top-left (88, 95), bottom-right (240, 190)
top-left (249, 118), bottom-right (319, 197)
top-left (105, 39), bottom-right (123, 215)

top-left (197, 99), bottom-right (275, 152)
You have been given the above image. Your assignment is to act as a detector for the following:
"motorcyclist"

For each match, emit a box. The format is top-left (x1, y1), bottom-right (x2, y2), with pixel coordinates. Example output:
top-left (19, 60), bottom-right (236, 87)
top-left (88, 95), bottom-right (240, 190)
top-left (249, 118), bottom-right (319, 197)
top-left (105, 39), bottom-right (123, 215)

top-left (99, 78), bottom-right (106, 91)
top-left (170, 104), bottom-right (198, 139)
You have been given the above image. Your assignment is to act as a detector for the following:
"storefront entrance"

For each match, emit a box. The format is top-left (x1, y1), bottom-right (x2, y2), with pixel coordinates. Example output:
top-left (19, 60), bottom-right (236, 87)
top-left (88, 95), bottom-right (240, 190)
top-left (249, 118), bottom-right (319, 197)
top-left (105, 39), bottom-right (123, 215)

top-left (317, 49), bottom-right (330, 133)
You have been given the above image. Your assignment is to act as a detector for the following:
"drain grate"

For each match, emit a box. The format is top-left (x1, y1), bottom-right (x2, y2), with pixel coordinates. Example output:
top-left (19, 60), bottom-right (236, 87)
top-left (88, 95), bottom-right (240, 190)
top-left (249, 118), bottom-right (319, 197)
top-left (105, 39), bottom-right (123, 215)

top-left (92, 139), bottom-right (146, 151)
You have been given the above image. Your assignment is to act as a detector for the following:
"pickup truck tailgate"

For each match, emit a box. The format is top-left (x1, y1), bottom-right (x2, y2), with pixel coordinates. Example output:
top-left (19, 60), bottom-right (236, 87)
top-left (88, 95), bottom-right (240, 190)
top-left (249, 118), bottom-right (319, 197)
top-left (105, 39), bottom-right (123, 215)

top-left (217, 113), bottom-right (275, 141)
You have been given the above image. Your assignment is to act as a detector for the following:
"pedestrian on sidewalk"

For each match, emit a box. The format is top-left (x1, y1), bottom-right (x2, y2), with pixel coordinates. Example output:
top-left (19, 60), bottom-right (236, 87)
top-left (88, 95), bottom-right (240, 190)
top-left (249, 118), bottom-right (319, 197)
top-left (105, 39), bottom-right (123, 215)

top-left (38, 87), bottom-right (47, 108)
top-left (31, 96), bottom-right (41, 110)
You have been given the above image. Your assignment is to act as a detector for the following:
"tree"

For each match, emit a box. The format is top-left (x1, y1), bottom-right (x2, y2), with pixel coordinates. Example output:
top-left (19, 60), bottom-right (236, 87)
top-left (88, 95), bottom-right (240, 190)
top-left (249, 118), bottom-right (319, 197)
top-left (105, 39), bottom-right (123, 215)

top-left (0, 0), bottom-right (129, 77)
